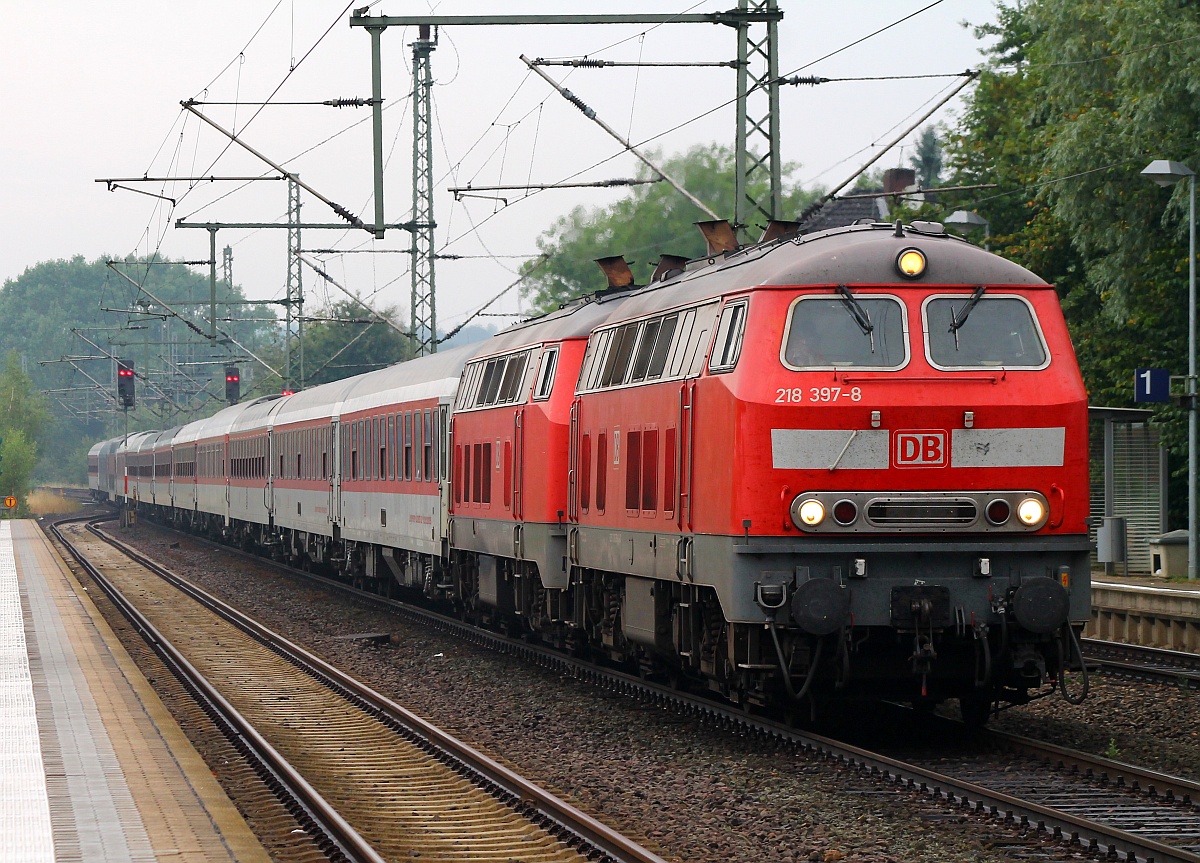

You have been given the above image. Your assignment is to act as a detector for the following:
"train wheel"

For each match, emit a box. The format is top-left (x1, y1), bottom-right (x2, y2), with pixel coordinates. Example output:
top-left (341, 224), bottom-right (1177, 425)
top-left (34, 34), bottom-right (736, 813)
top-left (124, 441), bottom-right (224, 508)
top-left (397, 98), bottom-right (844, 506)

top-left (959, 692), bottom-right (993, 728)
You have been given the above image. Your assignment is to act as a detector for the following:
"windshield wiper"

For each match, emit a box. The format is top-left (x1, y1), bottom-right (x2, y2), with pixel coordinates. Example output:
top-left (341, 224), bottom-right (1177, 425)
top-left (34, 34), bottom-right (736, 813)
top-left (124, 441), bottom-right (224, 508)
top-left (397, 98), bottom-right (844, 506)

top-left (836, 284), bottom-right (876, 353)
top-left (949, 285), bottom-right (987, 350)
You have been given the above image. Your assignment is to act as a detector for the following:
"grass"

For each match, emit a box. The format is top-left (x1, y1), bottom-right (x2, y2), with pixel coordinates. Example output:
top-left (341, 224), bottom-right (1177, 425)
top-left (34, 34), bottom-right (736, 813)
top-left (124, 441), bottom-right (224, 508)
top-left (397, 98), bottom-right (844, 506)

top-left (25, 488), bottom-right (84, 516)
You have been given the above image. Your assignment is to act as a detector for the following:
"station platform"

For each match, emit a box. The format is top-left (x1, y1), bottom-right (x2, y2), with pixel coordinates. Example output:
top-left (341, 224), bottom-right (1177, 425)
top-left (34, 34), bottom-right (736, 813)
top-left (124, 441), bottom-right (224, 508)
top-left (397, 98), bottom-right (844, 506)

top-left (0, 520), bottom-right (270, 863)
top-left (1087, 571), bottom-right (1200, 653)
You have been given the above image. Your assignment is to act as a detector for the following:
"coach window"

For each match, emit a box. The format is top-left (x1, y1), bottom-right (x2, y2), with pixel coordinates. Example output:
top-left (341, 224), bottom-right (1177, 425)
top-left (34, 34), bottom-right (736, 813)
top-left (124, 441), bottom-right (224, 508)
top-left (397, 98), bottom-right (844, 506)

top-left (423, 410), bottom-right (433, 481)
top-left (533, 347), bottom-right (558, 400)
top-left (708, 300), bottom-right (748, 372)
top-left (414, 413), bottom-right (423, 482)
top-left (781, 294), bottom-right (908, 370)
top-left (923, 294), bottom-right (1048, 370)
top-left (380, 418), bottom-right (388, 482)
top-left (404, 412), bottom-right (413, 480)
top-left (386, 415), bottom-right (394, 480)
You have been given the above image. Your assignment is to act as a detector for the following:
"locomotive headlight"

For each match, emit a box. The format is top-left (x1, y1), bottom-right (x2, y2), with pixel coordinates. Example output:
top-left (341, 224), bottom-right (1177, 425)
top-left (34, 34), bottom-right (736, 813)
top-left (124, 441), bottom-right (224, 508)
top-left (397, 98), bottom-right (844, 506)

top-left (1016, 497), bottom-right (1047, 527)
top-left (797, 499), bottom-right (826, 527)
top-left (896, 248), bottom-right (927, 279)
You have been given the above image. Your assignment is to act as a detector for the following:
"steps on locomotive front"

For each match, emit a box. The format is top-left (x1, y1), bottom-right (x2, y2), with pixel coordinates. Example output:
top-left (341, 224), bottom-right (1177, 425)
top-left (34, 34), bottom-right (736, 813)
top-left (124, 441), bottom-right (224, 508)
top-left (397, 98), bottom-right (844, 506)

top-left (0, 519), bottom-right (270, 863)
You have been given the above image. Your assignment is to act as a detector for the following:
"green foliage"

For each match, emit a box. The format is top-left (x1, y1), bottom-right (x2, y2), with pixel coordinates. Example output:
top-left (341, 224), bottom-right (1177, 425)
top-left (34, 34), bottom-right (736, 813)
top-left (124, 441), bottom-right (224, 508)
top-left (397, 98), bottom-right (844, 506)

top-left (909, 126), bottom-right (944, 189)
top-left (0, 350), bottom-right (49, 447)
top-left (257, 299), bottom-right (413, 392)
top-left (0, 430), bottom-right (38, 516)
top-left (0, 255), bottom-right (276, 481)
top-left (520, 144), bottom-right (820, 316)
top-left (946, 0), bottom-right (1200, 527)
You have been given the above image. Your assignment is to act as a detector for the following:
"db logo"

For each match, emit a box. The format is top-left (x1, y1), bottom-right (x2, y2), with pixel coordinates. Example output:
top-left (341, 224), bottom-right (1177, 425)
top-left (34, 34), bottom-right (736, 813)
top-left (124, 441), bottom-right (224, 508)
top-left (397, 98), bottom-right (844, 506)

top-left (894, 430), bottom-right (947, 467)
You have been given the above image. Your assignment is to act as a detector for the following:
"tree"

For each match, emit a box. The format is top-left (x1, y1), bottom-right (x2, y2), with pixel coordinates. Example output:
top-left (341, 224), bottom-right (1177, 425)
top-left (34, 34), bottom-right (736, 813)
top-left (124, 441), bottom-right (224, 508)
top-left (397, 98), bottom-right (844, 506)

top-left (0, 350), bottom-right (49, 448)
top-left (0, 431), bottom-right (38, 516)
top-left (520, 144), bottom-right (820, 316)
top-left (276, 299), bottom-right (414, 390)
top-left (0, 255), bottom-right (276, 481)
top-left (945, 0), bottom-right (1200, 525)
top-left (908, 126), bottom-right (943, 189)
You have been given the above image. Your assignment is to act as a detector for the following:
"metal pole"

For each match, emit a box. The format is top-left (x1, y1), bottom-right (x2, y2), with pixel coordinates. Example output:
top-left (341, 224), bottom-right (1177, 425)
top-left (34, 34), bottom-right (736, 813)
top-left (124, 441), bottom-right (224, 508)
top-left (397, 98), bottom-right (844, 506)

top-left (369, 25), bottom-right (386, 240)
top-left (208, 227), bottom-right (218, 339)
top-left (1189, 173), bottom-right (1196, 580)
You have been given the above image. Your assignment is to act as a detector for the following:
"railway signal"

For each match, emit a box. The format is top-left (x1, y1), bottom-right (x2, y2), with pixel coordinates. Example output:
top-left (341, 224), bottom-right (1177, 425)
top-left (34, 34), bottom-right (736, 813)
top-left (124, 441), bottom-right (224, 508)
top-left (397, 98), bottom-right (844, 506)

top-left (224, 365), bottom-right (240, 404)
top-left (116, 359), bottom-right (135, 408)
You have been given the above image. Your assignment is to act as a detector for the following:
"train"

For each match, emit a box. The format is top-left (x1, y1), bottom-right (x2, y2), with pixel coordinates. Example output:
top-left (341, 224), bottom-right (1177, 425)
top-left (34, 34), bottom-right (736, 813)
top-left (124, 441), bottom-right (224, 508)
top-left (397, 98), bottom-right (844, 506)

top-left (90, 217), bottom-right (1092, 725)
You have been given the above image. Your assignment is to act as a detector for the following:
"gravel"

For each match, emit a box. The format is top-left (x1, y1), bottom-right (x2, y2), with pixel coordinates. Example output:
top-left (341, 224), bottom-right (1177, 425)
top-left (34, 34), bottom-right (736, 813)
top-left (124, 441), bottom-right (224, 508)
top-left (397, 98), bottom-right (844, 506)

top-left (111, 519), bottom-right (1198, 863)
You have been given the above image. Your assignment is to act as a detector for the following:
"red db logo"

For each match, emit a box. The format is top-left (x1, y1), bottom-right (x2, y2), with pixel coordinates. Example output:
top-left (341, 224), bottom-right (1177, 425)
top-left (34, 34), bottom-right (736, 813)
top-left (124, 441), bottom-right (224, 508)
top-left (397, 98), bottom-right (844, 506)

top-left (894, 431), bottom-right (946, 467)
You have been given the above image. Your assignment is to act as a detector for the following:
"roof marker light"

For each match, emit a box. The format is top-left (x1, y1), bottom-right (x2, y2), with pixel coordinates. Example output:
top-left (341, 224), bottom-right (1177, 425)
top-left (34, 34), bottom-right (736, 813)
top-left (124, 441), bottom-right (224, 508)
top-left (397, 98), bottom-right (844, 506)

top-left (896, 248), bottom-right (927, 279)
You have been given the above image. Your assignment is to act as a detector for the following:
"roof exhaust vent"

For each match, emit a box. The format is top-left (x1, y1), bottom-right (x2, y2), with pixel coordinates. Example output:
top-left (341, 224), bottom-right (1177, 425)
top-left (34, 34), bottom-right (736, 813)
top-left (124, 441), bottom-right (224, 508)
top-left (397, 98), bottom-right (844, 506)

top-left (651, 254), bottom-right (689, 283)
top-left (695, 220), bottom-right (739, 257)
top-left (760, 219), bottom-right (801, 244)
top-left (595, 255), bottom-right (635, 290)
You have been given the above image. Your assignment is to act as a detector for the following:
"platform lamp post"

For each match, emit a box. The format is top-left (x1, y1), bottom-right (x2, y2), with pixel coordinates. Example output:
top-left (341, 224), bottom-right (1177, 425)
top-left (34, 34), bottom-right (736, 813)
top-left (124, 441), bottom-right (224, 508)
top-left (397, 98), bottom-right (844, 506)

top-left (1142, 159), bottom-right (1197, 580)
top-left (945, 210), bottom-right (990, 251)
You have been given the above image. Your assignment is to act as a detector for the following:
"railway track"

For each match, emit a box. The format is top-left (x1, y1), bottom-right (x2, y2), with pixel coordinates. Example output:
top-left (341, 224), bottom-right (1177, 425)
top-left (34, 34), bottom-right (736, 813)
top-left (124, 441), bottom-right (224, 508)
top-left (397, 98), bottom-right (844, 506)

top-left (95, 516), bottom-right (1200, 863)
top-left (1083, 639), bottom-right (1200, 690)
top-left (53, 517), bottom-right (668, 863)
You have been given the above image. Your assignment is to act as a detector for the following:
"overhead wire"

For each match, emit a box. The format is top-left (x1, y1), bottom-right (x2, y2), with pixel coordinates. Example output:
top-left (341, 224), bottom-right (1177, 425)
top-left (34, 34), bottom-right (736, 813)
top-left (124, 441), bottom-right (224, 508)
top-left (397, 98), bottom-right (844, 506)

top-left (443, 0), bottom-right (967, 253)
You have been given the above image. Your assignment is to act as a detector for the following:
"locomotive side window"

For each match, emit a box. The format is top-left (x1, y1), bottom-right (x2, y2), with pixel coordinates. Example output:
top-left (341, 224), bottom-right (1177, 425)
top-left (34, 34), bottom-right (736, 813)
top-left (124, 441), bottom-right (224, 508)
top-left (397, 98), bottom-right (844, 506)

top-left (533, 347), bottom-right (559, 400)
top-left (498, 352), bottom-right (529, 403)
top-left (781, 294), bottom-right (908, 370)
top-left (600, 322), bottom-right (641, 387)
top-left (708, 300), bottom-right (748, 372)
top-left (630, 319), bottom-right (663, 383)
top-left (596, 433), bottom-right (608, 512)
top-left (645, 314), bottom-right (678, 380)
top-left (923, 295), bottom-right (1049, 369)
top-left (666, 311), bottom-right (697, 377)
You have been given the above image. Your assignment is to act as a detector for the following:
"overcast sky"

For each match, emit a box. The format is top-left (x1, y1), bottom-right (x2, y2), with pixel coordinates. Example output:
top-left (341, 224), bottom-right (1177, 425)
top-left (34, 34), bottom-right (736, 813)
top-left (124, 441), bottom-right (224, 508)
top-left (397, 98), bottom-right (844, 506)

top-left (0, 1), bottom-right (999, 338)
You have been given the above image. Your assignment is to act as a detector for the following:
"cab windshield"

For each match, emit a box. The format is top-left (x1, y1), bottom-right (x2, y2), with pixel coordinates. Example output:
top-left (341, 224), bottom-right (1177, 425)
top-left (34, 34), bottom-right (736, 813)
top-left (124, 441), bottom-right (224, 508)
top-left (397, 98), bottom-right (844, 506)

top-left (782, 295), bottom-right (907, 369)
top-left (925, 296), bottom-right (1046, 368)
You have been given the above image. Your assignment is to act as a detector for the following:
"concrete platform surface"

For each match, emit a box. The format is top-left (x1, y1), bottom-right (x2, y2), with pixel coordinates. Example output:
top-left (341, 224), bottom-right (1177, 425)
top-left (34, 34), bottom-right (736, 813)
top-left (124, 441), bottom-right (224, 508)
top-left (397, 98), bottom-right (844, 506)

top-left (0, 520), bottom-right (270, 863)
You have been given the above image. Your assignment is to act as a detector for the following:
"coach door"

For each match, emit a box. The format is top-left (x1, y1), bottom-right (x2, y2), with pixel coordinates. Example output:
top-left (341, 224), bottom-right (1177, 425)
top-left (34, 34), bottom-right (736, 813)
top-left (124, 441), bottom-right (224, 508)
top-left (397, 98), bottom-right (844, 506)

top-left (260, 430), bottom-right (272, 519)
top-left (329, 420), bottom-right (340, 527)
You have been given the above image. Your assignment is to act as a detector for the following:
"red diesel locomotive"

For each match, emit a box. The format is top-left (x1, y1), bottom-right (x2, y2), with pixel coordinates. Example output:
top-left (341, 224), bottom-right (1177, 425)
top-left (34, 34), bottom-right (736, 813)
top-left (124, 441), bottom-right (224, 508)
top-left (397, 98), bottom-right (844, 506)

top-left (91, 218), bottom-right (1091, 723)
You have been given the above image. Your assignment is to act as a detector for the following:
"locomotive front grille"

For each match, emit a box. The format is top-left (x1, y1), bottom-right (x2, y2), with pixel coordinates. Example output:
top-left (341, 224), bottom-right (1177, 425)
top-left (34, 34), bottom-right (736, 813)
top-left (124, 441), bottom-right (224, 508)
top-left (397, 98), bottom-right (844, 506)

top-left (865, 497), bottom-right (977, 528)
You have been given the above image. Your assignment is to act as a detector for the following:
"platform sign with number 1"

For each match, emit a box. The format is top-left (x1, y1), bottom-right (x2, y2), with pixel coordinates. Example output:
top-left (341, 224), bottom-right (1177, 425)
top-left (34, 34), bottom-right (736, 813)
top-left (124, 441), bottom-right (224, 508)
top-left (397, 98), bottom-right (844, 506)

top-left (1134, 368), bottom-right (1170, 403)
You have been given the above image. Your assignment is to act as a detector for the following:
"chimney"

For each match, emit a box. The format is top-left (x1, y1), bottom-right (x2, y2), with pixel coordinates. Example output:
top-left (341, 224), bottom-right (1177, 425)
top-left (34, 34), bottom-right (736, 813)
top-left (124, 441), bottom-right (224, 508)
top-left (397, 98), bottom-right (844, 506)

top-left (695, 220), bottom-right (739, 256)
top-left (651, 254), bottom-right (689, 283)
top-left (883, 168), bottom-right (916, 194)
top-left (595, 256), bottom-right (635, 289)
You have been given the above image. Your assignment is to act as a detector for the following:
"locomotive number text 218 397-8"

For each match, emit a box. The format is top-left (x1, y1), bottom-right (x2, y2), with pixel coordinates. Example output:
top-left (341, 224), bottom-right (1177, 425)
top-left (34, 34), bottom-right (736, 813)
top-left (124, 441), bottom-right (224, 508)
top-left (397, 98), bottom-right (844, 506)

top-left (775, 387), bottom-right (863, 403)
